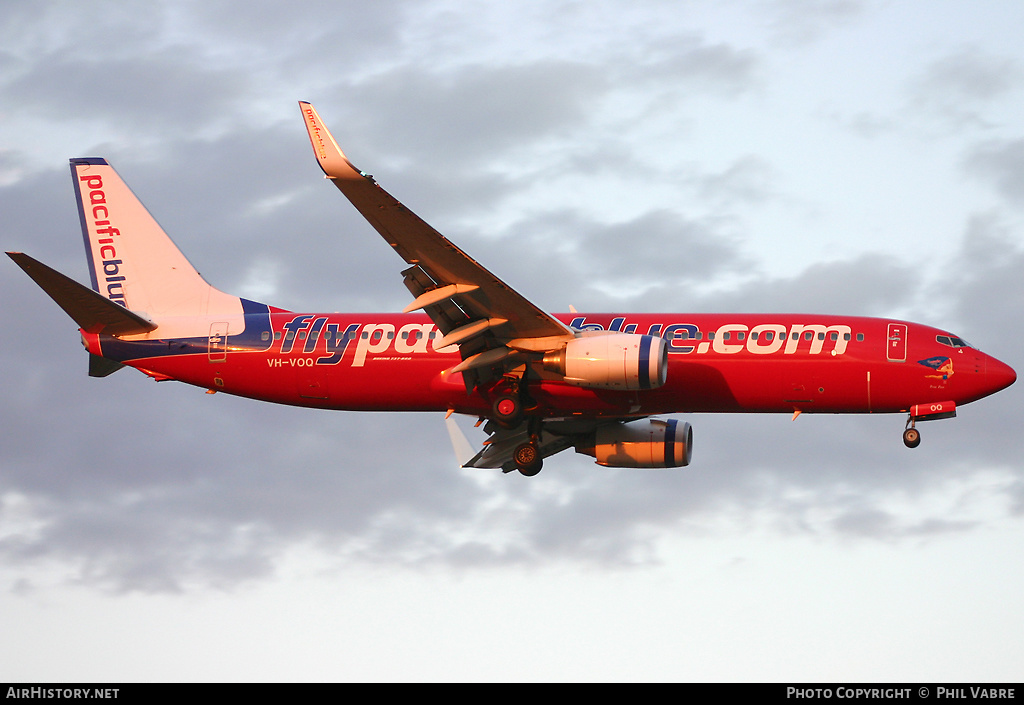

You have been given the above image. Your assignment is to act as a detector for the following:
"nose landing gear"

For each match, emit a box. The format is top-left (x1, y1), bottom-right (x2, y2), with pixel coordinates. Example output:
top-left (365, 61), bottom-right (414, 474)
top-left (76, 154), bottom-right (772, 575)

top-left (902, 400), bottom-right (957, 448)
top-left (902, 422), bottom-right (921, 449)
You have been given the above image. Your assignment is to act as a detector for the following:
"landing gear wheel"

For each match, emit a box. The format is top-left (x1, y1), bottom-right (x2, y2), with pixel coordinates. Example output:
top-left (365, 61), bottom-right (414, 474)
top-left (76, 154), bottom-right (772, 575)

top-left (513, 442), bottom-right (542, 476)
top-left (903, 427), bottom-right (921, 449)
top-left (492, 394), bottom-right (523, 427)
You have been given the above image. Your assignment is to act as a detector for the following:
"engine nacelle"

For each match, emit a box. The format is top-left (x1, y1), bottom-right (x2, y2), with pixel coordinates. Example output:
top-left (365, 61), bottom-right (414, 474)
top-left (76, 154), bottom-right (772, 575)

top-left (542, 333), bottom-right (668, 390)
top-left (576, 419), bottom-right (693, 468)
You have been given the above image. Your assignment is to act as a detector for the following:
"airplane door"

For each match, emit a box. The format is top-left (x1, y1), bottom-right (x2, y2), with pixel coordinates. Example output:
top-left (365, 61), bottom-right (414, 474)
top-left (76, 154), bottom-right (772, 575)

top-left (209, 322), bottom-right (228, 362)
top-left (886, 323), bottom-right (907, 362)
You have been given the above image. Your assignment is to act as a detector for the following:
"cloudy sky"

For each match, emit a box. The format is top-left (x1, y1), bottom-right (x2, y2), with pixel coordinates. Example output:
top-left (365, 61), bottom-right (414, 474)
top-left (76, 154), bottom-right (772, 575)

top-left (2, 0), bottom-right (1023, 682)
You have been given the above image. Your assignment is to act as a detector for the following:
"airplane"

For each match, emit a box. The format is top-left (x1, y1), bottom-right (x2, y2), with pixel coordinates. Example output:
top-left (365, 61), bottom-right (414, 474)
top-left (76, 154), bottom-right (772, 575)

top-left (7, 102), bottom-right (1017, 476)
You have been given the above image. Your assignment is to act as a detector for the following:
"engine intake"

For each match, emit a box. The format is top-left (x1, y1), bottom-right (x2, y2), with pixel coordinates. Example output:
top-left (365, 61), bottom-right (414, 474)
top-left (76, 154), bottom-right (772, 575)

top-left (542, 333), bottom-right (668, 390)
top-left (576, 419), bottom-right (693, 468)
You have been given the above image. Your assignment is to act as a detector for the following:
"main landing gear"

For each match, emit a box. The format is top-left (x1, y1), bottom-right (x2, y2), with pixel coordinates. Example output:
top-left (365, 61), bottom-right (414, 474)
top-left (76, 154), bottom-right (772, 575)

top-left (491, 393), bottom-right (523, 428)
top-left (490, 372), bottom-right (531, 428)
top-left (484, 374), bottom-right (544, 475)
top-left (513, 441), bottom-right (542, 476)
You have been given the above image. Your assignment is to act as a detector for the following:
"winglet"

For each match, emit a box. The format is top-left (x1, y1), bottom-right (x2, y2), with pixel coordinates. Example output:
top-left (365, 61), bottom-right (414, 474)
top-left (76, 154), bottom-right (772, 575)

top-left (298, 101), bottom-right (362, 180)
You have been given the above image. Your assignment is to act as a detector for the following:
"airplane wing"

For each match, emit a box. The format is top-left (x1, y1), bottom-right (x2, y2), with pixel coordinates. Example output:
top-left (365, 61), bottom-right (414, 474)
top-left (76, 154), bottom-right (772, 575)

top-left (298, 102), bottom-right (574, 389)
top-left (461, 421), bottom-right (577, 471)
top-left (446, 414), bottom-right (608, 472)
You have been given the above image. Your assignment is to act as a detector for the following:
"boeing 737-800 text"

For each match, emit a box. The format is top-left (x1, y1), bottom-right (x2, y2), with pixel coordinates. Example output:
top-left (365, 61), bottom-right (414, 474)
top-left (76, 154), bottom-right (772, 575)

top-left (7, 102), bottom-right (1016, 475)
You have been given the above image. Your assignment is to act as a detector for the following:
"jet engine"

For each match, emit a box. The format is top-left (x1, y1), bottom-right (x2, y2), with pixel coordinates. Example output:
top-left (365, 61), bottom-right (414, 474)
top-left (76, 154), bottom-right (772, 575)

top-left (542, 333), bottom-right (668, 390)
top-left (576, 419), bottom-right (692, 468)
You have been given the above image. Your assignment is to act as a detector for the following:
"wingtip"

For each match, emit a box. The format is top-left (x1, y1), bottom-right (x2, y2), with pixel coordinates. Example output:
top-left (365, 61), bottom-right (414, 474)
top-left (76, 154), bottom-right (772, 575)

top-left (298, 101), bottom-right (359, 179)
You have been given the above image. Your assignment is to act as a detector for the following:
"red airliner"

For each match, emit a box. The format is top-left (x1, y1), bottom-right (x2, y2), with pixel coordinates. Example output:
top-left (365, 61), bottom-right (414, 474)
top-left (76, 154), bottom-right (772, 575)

top-left (7, 102), bottom-right (1016, 475)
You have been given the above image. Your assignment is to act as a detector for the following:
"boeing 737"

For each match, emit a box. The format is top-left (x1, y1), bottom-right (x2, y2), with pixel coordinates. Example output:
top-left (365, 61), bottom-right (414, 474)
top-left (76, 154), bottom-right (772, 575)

top-left (7, 102), bottom-right (1016, 475)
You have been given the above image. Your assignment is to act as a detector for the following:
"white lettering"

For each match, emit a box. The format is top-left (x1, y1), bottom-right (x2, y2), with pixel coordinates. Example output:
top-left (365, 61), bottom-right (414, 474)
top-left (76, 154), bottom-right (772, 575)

top-left (747, 324), bottom-right (787, 355)
top-left (712, 324), bottom-right (748, 354)
top-left (352, 324), bottom-right (395, 366)
top-left (395, 323), bottom-right (433, 353)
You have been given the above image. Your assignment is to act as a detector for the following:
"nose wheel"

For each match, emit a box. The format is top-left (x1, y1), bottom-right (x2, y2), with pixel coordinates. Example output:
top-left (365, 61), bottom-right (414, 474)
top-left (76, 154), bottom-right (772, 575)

top-left (903, 419), bottom-right (921, 448)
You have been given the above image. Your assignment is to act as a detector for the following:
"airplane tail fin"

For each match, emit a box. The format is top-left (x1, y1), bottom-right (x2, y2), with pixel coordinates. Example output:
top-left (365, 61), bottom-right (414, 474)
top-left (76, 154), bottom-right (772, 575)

top-left (69, 158), bottom-right (241, 323)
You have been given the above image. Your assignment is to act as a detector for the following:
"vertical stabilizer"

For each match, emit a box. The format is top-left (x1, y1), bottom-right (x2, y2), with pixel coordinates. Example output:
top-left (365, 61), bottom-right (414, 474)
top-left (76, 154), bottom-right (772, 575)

top-left (71, 158), bottom-right (242, 326)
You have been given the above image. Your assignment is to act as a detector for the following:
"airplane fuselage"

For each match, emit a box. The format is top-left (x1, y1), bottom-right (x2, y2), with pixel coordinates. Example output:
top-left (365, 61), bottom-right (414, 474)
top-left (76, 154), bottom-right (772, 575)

top-left (85, 308), bottom-right (1014, 419)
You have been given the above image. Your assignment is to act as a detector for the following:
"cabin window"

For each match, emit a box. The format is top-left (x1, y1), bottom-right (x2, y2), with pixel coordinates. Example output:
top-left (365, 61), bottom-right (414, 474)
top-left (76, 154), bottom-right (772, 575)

top-left (274, 331), bottom-right (282, 341)
top-left (261, 331), bottom-right (270, 341)
top-left (843, 333), bottom-right (851, 341)
top-left (857, 333), bottom-right (864, 342)
top-left (830, 332), bottom-right (838, 341)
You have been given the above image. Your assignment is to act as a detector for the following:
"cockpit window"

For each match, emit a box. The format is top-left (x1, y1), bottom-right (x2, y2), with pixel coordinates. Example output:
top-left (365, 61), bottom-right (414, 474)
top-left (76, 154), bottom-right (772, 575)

top-left (936, 335), bottom-right (972, 349)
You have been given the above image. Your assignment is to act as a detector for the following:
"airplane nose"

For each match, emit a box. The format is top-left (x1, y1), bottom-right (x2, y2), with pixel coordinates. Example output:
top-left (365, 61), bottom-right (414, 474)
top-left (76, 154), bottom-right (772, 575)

top-left (987, 355), bottom-right (1017, 394)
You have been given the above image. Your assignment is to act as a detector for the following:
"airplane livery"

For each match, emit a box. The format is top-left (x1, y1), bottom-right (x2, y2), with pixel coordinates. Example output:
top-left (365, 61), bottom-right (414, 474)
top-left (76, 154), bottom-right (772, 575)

top-left (8, 102), bottom-right (1016, 475)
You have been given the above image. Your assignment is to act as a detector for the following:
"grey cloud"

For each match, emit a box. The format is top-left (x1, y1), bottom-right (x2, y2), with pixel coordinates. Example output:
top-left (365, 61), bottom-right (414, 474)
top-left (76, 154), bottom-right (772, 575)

top-left (762, 0), bottom-right (867, 45)
top-left (331, 61), bottom-right (611, 169)
top-left (908, 48), bottom-right (1024, 128)
top-left (599, 252), bottom-right (919, 317)
top-left (963, 139), bottom-right (1024, 209)
top-left (692, 156), bottom-right (778, 206)
top-left (5, 50), bottom-right (251, 134)
top-left (628, 34), bottom-right (760, 97)
top-left (916, 48), bottom-right (1022, 103)
top-left (831, 509), bottom-right (978, 541)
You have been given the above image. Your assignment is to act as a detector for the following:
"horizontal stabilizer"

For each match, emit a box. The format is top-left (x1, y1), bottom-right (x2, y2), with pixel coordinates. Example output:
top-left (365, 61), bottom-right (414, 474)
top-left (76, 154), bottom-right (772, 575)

top-left (7, 252), bottom-right (157, 336)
